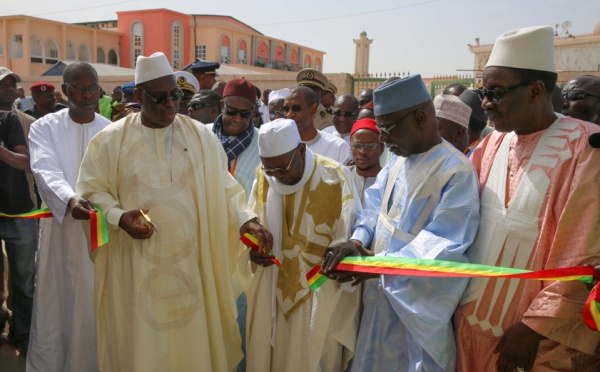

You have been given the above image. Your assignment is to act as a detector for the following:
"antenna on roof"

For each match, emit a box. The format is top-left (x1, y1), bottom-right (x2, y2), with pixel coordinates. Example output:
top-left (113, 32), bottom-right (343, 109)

top-left (561, 21), bottom-right (572, 37)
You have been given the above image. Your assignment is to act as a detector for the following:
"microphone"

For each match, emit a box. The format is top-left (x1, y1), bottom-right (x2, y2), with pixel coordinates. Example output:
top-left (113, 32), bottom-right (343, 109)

top-left (590, 133), bottom-right (600, 149)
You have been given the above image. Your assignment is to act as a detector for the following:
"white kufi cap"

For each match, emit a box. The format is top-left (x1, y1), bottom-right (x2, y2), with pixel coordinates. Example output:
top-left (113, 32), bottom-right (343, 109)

top-left (486, 26), bottom-right (556, 73)
top-left (434, 94), bottom-right (471, 129)
top-left (135, 52), bottom-right (174, 85)
top-left (258, 118), bottom-right (301, 157)
top-left (268, 88), bottom-right (291, 104)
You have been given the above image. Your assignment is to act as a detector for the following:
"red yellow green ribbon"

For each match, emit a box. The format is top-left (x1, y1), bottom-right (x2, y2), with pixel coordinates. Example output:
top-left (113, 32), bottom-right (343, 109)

top-left (240, 233), bottom-right (287, 275)
top-left (306, 256), bottom-right (600, 332)
top-left (0, 208), bottom-right (54, 219)
top-left (0, 207), bottom-right (109, 252)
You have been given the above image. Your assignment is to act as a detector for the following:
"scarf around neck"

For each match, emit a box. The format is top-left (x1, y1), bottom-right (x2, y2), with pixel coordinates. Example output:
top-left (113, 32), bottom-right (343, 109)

top-left (212, 114), bottom-right (254, 163)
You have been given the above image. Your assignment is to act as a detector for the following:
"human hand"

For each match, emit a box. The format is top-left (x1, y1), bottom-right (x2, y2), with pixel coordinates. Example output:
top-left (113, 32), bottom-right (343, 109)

top-left (69, 195), bottom-right (94, 220)
top-left (321, 240), bottom-right (372, 275)
top-left (494, 321), bottom-right (544, 372)
top-left (240, 218), bottom-right (273, 254)
top-left (249, 249), bottom-right (276, 267)
top-left (118, 209), bottom-right (153, 239)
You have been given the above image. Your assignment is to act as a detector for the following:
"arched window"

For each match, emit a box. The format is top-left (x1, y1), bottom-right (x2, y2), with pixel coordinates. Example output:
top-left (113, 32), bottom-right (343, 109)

top-left (78, 44), bottom-right (90, 62)
top-left (30, 36), bottom-right (43, 63)
top-left (274, 45), bottom-right (284, 69)
top-left (66, 41), bottom-right (76, 60)
top-left (220, 35), bottom-right (230, 64)
top-left (97, 47), bottom-right (106, 63)
top-left (305, 55), bottom-right (311, 68)
top-left (130, 21), bottom-right (144, 67)
top-left (315, 57), bottom-right (322, 72)
top-left (171, 21), bottom-right (183, 69)
top-left (237, 39), bottom-right (247, 64)
top-left (257, 41), bottom-right (269, 66)
top-left (289, 49), bottom-right (298, 71)
top-left (108, 49), bottom-right (118, 65)
top-left (45, 38), bottom-right (59, 65)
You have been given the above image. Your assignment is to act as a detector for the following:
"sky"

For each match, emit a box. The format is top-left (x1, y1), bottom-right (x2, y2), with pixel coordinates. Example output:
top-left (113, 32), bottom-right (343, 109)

top-left (3, 0), bottom-right (600, 77)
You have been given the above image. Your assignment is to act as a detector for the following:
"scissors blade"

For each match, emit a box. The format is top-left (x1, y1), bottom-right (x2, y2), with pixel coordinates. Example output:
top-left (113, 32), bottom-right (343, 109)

top-left (139, 209), bottom-right (159, 234)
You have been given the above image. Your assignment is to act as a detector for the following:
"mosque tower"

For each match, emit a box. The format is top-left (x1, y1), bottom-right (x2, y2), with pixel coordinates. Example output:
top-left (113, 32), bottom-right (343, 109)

top-left (354, 30), bottom-right (373, 76)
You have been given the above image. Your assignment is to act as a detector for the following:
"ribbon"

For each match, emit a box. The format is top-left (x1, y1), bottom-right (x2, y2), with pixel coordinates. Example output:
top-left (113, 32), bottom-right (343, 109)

top-left (307, 256), bottom-right (600, 331)
top-left (0, 207), bottom-right (109, 252)
top-left (240, 232), bottom-right (287, 275)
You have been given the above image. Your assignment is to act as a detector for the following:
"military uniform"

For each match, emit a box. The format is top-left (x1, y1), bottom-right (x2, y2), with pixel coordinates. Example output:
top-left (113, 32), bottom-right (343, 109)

top-left (24, 82), bottom-right (67, 120)
top-left (187, 60), bottom-right (220, 90)
top-left (296, 68), bottom-right (334, 130)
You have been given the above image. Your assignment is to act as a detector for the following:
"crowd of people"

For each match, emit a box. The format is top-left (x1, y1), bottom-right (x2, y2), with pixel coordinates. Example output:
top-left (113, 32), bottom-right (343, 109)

top-left (0, 24), bottom-right (599, 372)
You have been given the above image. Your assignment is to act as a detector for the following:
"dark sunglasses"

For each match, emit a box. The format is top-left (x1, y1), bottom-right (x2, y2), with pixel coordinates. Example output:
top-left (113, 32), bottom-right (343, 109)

top-left (563, 90), bottom-right (600, 101)
top-left (269, 108), bottom-right (285, 118)
top-left (333, 110), bottom-right (358, 118)
top-left (224, 104), bottom-right (253, 119)
top-left (142, 89), bottom-right (183, 105)
top-left (474, 81), bottom-right (534, 104)
top-left (188, 101), bottom-right (216, 111)
top-left (251, 112), bottom-right (262, 118)
top-left (351, 142), bottom-right (379, 150)
top-left (282, 105), bottom-right (304, 113)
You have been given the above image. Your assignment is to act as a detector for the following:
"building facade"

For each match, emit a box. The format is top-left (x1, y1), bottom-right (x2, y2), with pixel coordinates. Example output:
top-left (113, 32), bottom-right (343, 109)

top-left (0, 9), bottom-right (325, 79)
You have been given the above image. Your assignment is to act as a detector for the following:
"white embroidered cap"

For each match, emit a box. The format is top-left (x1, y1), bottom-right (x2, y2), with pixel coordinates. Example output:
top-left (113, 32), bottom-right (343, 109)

top-left (434, 94), bottom-right (472, 129)
top-left (268, 88), bottom-right (291, 104)
top-left (135, 52), bottom-right (174, 85)
top-left (486, 26), bottom-right (556, 73)
top-left (258, 118), bottom-right (300, 158)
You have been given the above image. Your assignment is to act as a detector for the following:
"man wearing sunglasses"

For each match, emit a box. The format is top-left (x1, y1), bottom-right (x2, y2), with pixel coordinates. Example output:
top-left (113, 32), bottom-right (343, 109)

top-left (245, 118), bottom-right (360, 372)
top-left (296, 68), bottom-right (334, 130)
top-left (27, 62), bottom-right (110, 371)
top-left (267, 88), bottom-right (290, 123)
top-left (455, 26), bottom-right (600, 372)
top-left (321, 74), bottom-right (480, 372)
top-left (188, 89), bottom-right (221, 124)
top-left (322, 94), bottom-right (359, 145)
top-left (562, 75), bottom-right (600, 125)
top-left (208, 78), bottom-right (261, 200)
top-left (76, 52), bottom-right (272, 372)
top-left (284, 86), bottom-right (351, 165)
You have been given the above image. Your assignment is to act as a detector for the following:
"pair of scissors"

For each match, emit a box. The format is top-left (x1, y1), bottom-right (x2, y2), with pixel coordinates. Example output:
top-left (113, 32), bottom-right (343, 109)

top-left (139, 210), bottom-right (159, 234)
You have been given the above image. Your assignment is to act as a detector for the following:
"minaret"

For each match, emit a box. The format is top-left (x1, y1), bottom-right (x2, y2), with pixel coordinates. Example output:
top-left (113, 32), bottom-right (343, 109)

top-left (353, 31), bottom-right (373, 76)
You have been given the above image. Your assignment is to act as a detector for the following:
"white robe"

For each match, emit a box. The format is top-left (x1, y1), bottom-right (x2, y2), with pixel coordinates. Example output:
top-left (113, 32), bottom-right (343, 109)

top-left (303, 130), bottom-right (351, 165)
top-left (28, 110), bottom-right (110, 372)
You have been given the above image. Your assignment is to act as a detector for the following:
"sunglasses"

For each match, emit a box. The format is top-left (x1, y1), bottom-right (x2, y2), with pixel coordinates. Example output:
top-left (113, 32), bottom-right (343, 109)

top-left (188, 101), bottom-right (216, 111)
top-left (251, 112), bottom-right (262, 118)
top-left (351, 142), bottom-right (379, 150)
top-left (64, 83), bottom-right (101, 95)
top-left (142, 89), bottom-right (183, 105)
top-left (261, 148), bottom-right (297, 174)
top-left (224, 104), bottom-right (253, 119)
top-left (269, 108), bottom-right (285, 118)
top-left (376, 109), bottom-right (418, 135)
top-left (474, 81), bottom-right (534, 104)
top-left (563, 90), bottom-right (600, 101)
top-left (282, 105), bottom-right (304, 113)
top-left (333, 110), bottom-right (358, 118)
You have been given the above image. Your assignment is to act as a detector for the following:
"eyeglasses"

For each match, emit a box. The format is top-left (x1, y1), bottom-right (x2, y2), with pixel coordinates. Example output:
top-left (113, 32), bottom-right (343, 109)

top-left (563, 90), bottom-right (600, 101)
top-left (142, 89), bottom-right (183, 105)
top-left (188, 101), bottom-right (216, 111)
top-left (351, 142), bottom-right (379, 150)
top-left (64, 83), bottom-right (101, 95)
top-left (224, 104), bottom-right (254, 119)
top-left (251, 112), bottom-right (262, 118)
top-left (474, 81), bottom-right (534, 103)
top-left (333, 110), bottom-right (358, 118)
top-left (282, 105), bottom-right (304, 113)
top-left (261, 148), bottom-right (297, 174)
top-left (269, 108), bottom-right (285, 118)
top-left (376, 109), bottom-right (418, 135)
